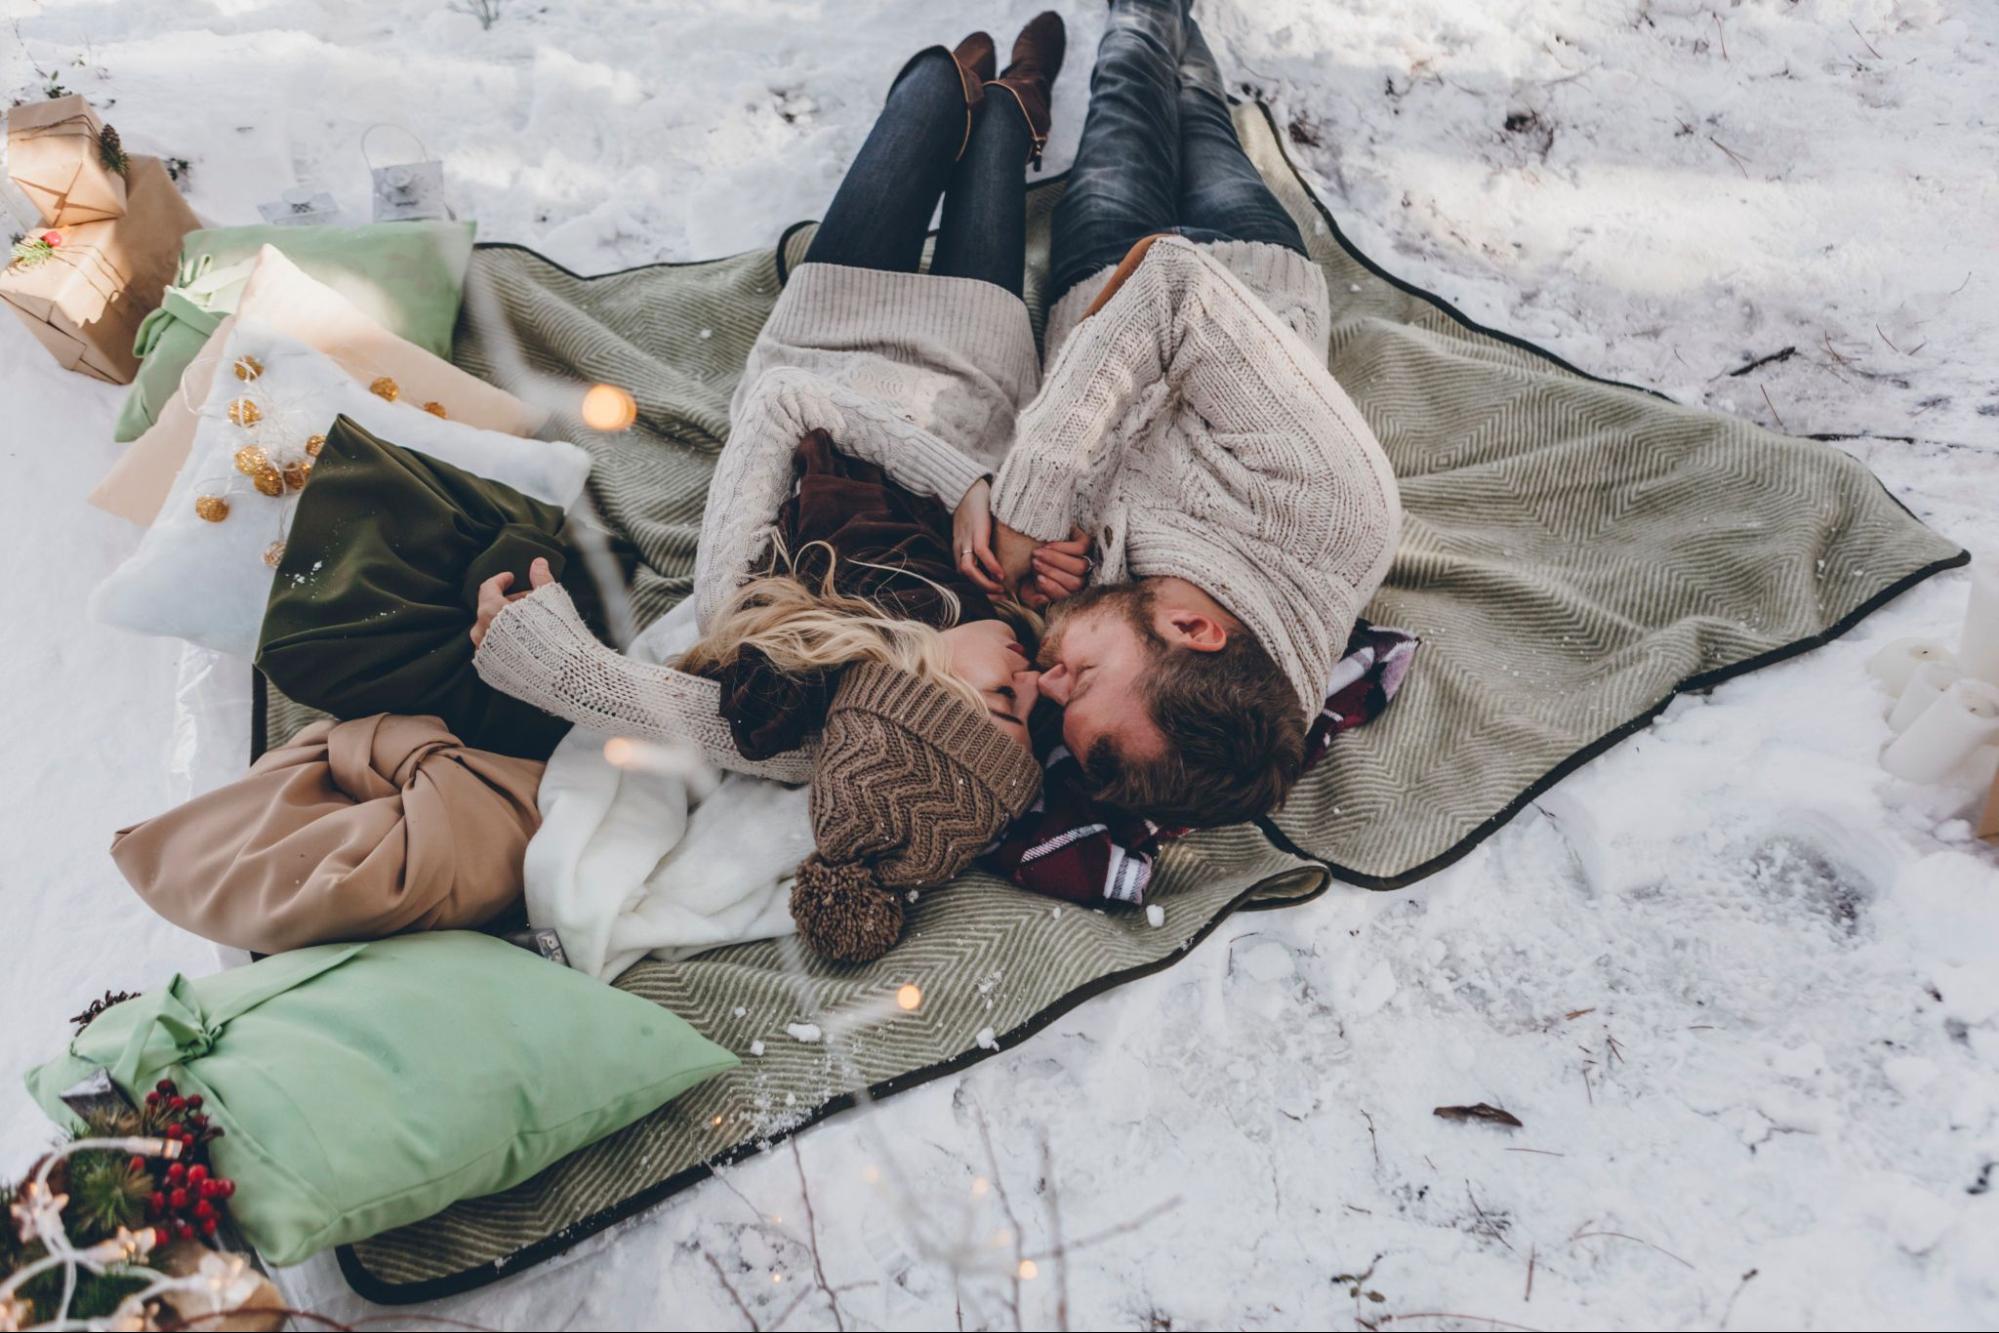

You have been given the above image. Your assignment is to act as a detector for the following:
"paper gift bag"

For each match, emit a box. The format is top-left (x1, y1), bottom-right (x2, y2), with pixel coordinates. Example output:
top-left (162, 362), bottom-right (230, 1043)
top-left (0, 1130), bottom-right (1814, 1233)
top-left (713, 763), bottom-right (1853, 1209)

top-left (1, 155), bottom-right (198, 384)
top-left (3, 95), bottom-right (128, 228)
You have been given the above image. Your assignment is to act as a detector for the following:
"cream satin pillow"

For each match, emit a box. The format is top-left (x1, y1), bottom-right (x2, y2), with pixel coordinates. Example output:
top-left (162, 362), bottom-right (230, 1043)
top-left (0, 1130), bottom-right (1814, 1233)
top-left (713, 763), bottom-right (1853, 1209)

top-left (89, 320), bottom-right (590, 658)
top-left (89, 244), bottom-right (550, 525)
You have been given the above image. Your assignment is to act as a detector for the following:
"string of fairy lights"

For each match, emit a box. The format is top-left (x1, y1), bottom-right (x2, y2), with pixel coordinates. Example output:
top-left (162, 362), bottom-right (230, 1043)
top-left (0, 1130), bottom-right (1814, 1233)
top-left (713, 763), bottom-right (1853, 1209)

top-left (0, 1136), bottom-right (265, 1332)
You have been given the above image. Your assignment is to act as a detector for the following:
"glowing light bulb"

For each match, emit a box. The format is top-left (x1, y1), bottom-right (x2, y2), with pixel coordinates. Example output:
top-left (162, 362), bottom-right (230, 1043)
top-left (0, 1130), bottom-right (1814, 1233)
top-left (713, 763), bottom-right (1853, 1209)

top-left (971, 1177), bottom-right (990, 1197)
top-left (896, 984), bottom-right (922, 1011)
top-left (580, 383), bottom-right (638, 432)
top-left (1017, 1259), bottom-right (1039, 1280)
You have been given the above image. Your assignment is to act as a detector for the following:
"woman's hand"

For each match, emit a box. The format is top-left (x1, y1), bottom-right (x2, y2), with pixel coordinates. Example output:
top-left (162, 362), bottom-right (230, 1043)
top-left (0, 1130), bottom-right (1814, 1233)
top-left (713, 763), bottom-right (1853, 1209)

top-left (470, 557), bottom-right (555, 648)
top-left (953, 478), bottom-right (1008, 596)
top-left (993, 521), bottom-right (1040, 599)
top-left (1025, 529), bottom-right (1094, 607)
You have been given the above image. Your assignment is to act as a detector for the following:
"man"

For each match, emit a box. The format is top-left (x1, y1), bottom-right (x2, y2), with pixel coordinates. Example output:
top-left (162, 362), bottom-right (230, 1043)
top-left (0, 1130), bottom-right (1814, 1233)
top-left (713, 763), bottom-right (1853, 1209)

top-left (958, 2), bottom-right (1401, 827)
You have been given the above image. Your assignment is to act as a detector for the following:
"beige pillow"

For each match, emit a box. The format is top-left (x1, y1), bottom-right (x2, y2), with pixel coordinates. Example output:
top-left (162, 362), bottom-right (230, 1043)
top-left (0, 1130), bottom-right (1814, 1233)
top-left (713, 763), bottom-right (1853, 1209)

top-left (88, 244), bottom-right (550, 525)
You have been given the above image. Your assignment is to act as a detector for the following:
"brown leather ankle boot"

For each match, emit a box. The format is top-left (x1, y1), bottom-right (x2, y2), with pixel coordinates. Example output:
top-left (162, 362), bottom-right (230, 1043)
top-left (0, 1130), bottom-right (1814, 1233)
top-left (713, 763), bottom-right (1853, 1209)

top-left (886, 34), bottom-right (995, 160)
top-left (986, 11), bottom-right (1067, 169)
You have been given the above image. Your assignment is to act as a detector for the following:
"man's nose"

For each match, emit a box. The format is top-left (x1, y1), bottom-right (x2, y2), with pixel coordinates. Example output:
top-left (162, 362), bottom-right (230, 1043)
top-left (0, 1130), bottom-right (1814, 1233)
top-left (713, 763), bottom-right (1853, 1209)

top-left (1039, 662), bottom-right (1070, 705)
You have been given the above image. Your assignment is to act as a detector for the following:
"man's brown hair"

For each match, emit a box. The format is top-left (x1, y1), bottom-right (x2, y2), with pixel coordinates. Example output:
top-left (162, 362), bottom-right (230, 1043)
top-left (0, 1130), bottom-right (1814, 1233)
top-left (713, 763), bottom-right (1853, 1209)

top-left (1076, 584), bottom-right (1308, 827)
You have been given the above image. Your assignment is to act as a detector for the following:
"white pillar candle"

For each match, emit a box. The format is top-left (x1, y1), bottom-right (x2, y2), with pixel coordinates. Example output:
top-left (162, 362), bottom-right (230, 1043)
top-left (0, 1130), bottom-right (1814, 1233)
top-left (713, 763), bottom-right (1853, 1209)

top-left (1888, 661), bottom-right (1963, 733)
top-left (1866, 636), bottom-right (1956, 693)
top-left (1957, 562), bottom-right (1999, 685)
top-left (1881, 678), bottom-right (1999, 784)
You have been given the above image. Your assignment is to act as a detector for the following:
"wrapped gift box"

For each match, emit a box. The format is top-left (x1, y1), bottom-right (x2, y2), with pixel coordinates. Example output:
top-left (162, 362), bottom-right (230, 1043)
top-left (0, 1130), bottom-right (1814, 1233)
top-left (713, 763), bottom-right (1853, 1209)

top-left (3, 95), bottom-right (128, 228)
top-left (2, 155), bottom-right (199, 383)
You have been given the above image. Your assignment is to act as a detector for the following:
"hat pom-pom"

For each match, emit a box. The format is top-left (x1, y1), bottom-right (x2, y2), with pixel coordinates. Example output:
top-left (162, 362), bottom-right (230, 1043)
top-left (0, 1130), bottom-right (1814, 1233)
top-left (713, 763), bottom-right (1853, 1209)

top-left (790, 855), bottom-right (905, 962)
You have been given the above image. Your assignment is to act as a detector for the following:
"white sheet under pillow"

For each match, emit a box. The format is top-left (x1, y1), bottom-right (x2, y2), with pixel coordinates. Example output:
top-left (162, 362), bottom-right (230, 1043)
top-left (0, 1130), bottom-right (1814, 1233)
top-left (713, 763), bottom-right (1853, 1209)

top-left (90, 320), bottom-right (593, 658)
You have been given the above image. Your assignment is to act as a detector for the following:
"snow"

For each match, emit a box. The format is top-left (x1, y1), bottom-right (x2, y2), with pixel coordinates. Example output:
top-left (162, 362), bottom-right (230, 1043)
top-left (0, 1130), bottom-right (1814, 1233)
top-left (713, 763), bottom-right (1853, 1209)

top-left (4, 0), bottom-right (1997, 1328)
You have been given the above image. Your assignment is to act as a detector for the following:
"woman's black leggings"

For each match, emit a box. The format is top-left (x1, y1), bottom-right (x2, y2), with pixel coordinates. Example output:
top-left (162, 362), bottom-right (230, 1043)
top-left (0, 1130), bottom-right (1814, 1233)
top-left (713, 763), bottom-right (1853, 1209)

top-left (802, 47), bottom-right (1030, 297)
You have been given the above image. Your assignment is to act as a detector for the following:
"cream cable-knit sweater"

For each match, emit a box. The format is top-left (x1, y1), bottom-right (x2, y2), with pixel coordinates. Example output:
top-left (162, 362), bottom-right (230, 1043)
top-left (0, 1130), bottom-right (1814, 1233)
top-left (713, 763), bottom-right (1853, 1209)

top-left (993, 236), bottom-right (1402, 717)
top-left (475, 262), bottom-right (1040, 781)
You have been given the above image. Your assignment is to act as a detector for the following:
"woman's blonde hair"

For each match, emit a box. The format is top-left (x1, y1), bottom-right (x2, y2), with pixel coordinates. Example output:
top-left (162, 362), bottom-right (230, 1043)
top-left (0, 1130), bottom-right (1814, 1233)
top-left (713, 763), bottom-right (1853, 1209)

top-left (678, 543), bottom-right (1037, 718)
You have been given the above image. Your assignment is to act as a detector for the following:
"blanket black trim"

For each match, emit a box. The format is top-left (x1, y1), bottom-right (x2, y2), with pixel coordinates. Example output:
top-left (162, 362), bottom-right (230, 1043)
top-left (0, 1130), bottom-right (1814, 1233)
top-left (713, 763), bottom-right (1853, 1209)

top-left (324, 99), bottom-right (1964, 1303)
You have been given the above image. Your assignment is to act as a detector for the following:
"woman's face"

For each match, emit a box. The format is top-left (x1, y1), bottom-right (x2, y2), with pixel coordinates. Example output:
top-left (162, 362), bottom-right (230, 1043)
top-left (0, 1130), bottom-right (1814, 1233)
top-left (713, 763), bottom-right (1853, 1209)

top-left (940, 619), bottom-right (1042, 750)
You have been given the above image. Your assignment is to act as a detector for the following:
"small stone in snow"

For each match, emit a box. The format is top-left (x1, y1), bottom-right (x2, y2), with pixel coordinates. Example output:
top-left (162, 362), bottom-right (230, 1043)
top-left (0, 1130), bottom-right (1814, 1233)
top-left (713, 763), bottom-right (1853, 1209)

top-left (733, 1006), bottom-right (747, 1018)
top-left (1145, 904), bottom-right (1165, 928)
top-left (749, 1040), bottom-right (766, 1057)
top-left (975, 1027), bottom-right (998, 1051)
top-left (786, 1022), bottom-right (823, 1044)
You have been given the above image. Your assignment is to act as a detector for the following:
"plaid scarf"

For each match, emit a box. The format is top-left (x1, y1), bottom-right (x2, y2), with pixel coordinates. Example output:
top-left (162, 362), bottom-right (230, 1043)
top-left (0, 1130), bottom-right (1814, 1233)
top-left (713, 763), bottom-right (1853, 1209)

top-left (986, 621), bottom-right (1418, 906)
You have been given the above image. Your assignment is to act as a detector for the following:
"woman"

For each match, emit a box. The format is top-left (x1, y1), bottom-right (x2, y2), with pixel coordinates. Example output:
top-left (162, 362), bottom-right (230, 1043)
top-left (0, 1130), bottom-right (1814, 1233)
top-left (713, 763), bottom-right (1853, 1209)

top-left (470, 15), bottom-right (1072, 960)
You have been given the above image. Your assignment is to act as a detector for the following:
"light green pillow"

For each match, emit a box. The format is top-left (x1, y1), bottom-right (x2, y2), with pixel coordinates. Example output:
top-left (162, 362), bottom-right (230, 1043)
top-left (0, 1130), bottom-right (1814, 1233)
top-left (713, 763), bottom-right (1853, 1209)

top-left (25, 932), bottom-right (735, 1266)
top-left (114, 219), bottom-right (476, 443)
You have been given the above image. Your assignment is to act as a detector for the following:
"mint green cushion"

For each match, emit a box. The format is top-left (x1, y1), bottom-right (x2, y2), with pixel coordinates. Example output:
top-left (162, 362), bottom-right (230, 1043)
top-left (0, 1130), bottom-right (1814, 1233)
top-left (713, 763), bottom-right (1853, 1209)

top-left (24, 933), bottom-right (735, 1266)
top-left (113, 219), bottom-right (476, 443)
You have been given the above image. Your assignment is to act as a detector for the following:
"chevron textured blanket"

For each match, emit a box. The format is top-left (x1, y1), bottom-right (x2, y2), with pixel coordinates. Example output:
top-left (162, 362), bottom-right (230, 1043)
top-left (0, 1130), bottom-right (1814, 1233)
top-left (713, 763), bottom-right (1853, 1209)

top-left (252, 103), bottom-right (1962, 1300)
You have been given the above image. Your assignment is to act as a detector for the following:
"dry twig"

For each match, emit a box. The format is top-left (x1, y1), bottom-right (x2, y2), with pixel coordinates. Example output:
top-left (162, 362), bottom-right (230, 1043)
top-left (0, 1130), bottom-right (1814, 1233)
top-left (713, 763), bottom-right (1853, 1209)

top-left (1571, 1225), bottom-right (1695, 1270)
top-left (790, 1140), bottom-right (845, 1331)
top-left (974, 1100), bottom-right (1027, 1332)
top-left (1848, 20), bottom-right (1883, 60)
top-left (703, 1251), bottom-right (763, 1332)
top-left (1707, 135), bottom-right (1751, 178)
top-left (1761, 384), bottom-right (1787, 431)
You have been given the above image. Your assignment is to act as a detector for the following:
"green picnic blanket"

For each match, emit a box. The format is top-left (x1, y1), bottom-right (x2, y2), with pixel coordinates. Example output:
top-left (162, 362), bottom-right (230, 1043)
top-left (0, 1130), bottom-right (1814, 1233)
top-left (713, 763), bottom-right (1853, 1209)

top-left (253, 103), bottom-right (1962, 1301)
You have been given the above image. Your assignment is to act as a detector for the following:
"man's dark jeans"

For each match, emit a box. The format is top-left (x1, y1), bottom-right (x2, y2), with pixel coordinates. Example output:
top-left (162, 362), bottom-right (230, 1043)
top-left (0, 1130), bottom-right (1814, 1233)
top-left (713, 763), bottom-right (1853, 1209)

top-left (1050, 3), bottom-right (1306, 307)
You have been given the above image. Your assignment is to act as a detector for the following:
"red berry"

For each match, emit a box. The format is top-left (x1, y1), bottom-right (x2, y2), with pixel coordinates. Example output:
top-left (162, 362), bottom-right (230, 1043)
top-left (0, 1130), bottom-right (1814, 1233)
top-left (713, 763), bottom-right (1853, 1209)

top-left (145, 1091), bottom-right (161, 1107)
top-left (127, 1154), bottom-right (147, 1172)
top-left (187, 1165), bottom-right (208, 1186)
top-left (155, 1079), bottom-right (176, 1095)
top-left (193, 1200), bottom-right (215, 1221)
top-left (167, 1096), bottom-right (186, 1112)
top-left (169, 1188), bottom-right (188, 1211)
top-left (176, 1221), bottom-right (194, 1240)
top-left (217, 1179), bottom-right (235, 1198)
top-left (146, 1192), bottom-right (164, 1217)
top-left (190, 1114), bottom-right (209, 1131)
top-left (166, 1163), bottom-right (185, 1183)
top-left (40, 230), bottom-right (61, 247)
top-left (161, 1124), bottom-right (180, 1141)
top-left (200, 1216), bottom-right (218, 1237)
top-left (186, 1094), bottom-right (204, 1109)
top-left (197, 1179), bottom-right (217, 1199)
top-left (154, 1226), bottom-right (172, 1248)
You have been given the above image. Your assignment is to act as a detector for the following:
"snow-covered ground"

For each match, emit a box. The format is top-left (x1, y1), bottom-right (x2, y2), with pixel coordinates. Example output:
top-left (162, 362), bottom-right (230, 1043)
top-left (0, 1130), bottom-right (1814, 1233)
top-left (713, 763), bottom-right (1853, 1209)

top-left (4, 0), bottom-right (1996, 1328)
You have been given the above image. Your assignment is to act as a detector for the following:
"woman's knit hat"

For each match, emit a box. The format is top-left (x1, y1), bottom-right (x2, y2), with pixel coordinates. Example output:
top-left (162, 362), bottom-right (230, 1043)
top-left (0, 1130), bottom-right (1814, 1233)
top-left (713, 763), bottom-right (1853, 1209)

top-left (790, 663), bottom-right (1042, 962)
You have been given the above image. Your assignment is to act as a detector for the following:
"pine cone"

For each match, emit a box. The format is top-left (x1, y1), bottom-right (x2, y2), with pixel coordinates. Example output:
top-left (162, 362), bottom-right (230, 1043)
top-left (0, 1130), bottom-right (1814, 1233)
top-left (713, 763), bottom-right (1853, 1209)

top-left (97, 124), bottom-right (129, 176)
top-left (789, 855), bottom-right (904, 962)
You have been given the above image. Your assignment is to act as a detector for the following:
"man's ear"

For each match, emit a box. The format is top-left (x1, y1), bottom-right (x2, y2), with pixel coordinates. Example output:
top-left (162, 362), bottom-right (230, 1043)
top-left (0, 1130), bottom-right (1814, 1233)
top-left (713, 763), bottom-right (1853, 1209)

top-left (1158, 609), bottom-right (1230, 653)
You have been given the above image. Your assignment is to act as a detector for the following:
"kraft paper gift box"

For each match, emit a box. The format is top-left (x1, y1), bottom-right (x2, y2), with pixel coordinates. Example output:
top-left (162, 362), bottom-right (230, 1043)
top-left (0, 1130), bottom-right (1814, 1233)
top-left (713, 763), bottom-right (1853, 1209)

top-left (3, 95), bottom-right (128, 228)
top-left (2, 155), bottom-right (199, 384)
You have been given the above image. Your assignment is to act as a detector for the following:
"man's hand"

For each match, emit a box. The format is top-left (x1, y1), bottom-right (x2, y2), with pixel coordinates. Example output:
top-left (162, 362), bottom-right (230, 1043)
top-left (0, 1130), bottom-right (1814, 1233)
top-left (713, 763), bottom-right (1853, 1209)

top-left (953, 478), bottom-right (1008, 596)
top-left (470, 557), bottom-right (555, 648)
top-left (1026, 529), bottom-right (1093, 607)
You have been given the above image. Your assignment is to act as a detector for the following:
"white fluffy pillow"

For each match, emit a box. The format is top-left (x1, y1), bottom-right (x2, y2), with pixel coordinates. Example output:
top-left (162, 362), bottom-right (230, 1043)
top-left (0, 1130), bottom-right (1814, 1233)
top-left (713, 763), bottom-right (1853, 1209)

top-left (91, 320), bottom-right (593, 657)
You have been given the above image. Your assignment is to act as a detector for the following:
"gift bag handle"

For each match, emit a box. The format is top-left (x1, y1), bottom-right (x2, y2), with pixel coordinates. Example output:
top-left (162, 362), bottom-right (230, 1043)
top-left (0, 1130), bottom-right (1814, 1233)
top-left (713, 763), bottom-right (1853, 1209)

top-left (361, 123), bottom-right (432, 171)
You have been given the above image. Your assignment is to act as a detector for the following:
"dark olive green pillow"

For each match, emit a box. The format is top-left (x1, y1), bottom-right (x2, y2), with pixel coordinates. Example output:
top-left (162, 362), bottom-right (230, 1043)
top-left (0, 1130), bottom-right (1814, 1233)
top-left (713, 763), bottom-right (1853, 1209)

top-left (255, 415), bottom-right (626, 760)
